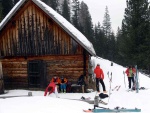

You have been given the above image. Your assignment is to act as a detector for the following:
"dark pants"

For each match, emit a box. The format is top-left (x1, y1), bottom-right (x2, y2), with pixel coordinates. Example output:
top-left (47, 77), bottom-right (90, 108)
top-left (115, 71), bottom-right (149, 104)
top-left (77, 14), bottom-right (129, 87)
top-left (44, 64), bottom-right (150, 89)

top-left (128, 77), bottom-right (135, 89)
top-left (96, 78), bottom-right (106, 92)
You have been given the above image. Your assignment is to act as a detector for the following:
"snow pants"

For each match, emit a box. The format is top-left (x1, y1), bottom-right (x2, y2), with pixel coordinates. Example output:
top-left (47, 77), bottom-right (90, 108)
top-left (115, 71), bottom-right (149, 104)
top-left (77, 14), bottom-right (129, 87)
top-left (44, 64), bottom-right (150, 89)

top-left (60, 83), bottom-right (67, 92)
top-left (128, 77), bottom-right (135, 89)
top-left (96, 78), bottom-right (106, 92)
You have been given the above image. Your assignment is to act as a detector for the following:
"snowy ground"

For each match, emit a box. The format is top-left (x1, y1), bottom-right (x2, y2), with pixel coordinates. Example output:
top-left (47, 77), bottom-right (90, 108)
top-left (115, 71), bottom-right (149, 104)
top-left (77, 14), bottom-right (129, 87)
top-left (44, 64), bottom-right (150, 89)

top-left (0, 56), bottom-right (150, 113)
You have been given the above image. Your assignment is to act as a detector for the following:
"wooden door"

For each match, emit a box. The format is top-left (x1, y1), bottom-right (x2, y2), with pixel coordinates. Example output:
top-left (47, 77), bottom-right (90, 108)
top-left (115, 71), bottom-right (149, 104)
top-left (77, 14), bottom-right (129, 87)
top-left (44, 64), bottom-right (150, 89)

top-left (27, 60), bottom-right (46, 88)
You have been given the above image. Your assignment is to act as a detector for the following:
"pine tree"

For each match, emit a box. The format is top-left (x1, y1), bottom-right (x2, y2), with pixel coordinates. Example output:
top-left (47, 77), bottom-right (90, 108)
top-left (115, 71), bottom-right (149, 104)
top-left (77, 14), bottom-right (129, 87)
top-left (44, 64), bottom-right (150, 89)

top-left (103, 6), bottom-right (111, 38)
top-left (71, 0), bottom-right (80, 30)
top-left (121, 0), bottom-right (150, 68)
top-left (62, 0), bottom-right (71, 22)
top-left (78, 1), bottom-right (93, 42)
top-left (102, 6), bottom-right (113, 60)
top-left (93, 22), bottom-right (105, 57)
top-left (107, 32), bottom-right (116, 61)
top-left (115, 27), bottom-right (124, 65)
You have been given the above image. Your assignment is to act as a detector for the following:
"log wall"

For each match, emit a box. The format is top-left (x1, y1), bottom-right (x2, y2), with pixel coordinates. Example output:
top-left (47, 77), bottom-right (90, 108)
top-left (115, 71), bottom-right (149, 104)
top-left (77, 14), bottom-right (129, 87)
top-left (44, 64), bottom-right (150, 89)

top-left (2, 55), bottom-right (89, 89)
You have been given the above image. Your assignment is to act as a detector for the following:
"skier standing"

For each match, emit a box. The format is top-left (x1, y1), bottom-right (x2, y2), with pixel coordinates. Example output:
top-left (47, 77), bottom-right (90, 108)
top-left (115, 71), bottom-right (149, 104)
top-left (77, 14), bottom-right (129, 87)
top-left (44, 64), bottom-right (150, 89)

top-left (94, 63), bottom-right (107, 93)
top-left (125, 66), bottom-right (136, 91)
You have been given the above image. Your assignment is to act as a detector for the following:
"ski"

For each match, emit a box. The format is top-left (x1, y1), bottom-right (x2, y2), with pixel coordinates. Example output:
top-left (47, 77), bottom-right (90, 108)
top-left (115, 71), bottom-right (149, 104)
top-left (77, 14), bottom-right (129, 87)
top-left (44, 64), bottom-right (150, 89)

top-left (112, 86), bottom-right (118, 91)
top-left (83, 109), bottom-right (92, 112)
top-left (99, 99), bottom-right (108, 105)
top-left (62, 96), bottom-right (94, 104)
top-left (81, 96), bottom-right (91, 100)
top-left (127, 87), bottom-right (147, 92)
top-left (62, 96), bottom-right (108, 105)
top-left (83, 108), bottom-right (141, 112)
top-left (139, 87), bottom-right (147, 90)
top-left (116, 85), bottom-right (121, 91)
top-left (112, 85), bottom-right (121, 91)
top-left (0, 92), bottom-right (32, 99)
top-left (0, 95), bottom-right (29, 99)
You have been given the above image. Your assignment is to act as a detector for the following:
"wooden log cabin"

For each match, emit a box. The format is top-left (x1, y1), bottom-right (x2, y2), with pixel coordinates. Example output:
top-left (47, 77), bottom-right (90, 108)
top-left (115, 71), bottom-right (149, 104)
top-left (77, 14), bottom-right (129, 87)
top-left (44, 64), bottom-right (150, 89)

top-left (0, 0), bottom-right (96, 91)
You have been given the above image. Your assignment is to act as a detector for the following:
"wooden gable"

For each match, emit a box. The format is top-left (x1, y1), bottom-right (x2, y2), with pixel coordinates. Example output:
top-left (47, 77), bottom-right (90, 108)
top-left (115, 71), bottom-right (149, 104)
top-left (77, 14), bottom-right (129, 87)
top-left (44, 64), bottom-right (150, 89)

top-left (0, 0), bottom-right (84, 57)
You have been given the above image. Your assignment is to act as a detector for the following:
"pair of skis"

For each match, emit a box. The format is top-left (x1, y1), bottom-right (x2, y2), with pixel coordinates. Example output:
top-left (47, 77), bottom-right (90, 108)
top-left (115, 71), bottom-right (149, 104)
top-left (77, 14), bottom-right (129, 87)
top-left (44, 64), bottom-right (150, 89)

top-left (63, 96), bottom-right (94, 104)
top-left (83, 105), bottom-right (141, 112)
top-left (112, 85), bottom-right (121, 91)
top-left (83, 108), bottom-right (141, 112)
top-left (127, 87), bottom-right (147, 92)
top-left (62, 96), bottom-right (107, 105)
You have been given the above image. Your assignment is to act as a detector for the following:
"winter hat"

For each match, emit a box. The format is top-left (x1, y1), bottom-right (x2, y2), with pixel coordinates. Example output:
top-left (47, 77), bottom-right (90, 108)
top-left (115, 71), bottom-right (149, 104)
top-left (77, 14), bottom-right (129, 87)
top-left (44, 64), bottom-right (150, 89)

top-left (97, 63), bottom-right (100, 66)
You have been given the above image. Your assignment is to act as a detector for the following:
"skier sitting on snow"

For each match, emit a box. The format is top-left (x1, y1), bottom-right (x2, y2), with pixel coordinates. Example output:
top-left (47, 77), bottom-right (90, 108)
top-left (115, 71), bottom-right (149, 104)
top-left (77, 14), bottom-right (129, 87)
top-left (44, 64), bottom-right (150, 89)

top-left (94, 63), bottom-right (107, 93)
top-left (125, 65), bottom-right (136, 90)
top-left (51, 76), bottom-right (61, 92)
top-left (44, 81), bottom-right (59, 98)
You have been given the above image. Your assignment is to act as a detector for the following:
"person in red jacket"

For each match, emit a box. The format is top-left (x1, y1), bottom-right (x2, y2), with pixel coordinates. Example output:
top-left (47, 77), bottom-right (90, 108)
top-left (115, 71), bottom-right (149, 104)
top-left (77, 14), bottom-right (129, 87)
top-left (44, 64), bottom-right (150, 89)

top-left (94, 63), bottom-right (107, 93)
top-left (51, 76), bottom-right (61, 92)
top-left (125, 65), bottom-right (136, 90)
top-left (51, 76), bottom-right (61, 85)
top-left (44, 82), bottom-right (59, 98)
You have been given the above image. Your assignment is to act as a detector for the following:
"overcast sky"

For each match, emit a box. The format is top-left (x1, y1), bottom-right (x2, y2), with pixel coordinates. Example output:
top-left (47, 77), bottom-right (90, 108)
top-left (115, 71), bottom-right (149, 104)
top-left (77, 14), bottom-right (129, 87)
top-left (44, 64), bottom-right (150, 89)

top-left (78, 0), bottom-right (127, 34)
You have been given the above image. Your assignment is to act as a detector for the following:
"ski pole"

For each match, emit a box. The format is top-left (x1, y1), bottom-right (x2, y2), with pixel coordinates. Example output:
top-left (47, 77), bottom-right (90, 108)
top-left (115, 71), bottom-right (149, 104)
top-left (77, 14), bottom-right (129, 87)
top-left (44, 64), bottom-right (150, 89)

top-left (123, 71), bottom-right (126, 88)
top-left (108, 73), bottom-right (112, 103)
top-left (107, 71), bottom-right (109, 78)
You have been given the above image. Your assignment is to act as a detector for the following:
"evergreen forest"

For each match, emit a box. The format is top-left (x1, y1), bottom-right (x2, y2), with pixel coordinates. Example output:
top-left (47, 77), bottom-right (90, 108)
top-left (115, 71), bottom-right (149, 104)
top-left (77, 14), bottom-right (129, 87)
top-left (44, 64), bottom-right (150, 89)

top-left (0, 0), bottom-right (150, 74)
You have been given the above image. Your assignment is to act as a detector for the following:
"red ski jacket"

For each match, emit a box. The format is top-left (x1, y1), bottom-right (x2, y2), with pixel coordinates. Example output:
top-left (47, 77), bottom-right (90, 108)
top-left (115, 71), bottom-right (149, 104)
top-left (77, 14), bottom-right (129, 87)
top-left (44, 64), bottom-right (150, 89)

top-left (94, 66), bottom-right (104, 79)
top-left (44, 82), bottom-right (56, 96)
top-left (51, 77), bottom-right (61, 85)
top-left (125, 68), bottom-right (136, 77)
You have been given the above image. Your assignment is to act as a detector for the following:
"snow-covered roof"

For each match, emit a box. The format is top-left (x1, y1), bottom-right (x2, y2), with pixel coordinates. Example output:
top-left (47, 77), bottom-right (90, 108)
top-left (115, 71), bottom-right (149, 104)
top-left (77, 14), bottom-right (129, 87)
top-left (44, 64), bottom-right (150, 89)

top-left (0, 0), bottom-right (96, 56)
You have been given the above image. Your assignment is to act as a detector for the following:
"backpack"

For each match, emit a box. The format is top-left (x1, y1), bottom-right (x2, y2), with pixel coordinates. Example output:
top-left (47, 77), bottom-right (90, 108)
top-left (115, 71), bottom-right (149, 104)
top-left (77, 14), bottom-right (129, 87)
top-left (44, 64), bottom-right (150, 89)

top-left (99, 93), bottom-right (109, 99)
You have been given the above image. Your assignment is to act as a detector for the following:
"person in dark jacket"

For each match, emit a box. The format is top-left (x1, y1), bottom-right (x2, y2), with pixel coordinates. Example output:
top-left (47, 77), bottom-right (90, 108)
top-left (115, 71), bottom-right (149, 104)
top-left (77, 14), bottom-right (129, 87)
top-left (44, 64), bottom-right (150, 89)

top-left (77, 75), bottom-right (85, 86)
top-left (44, 82), bottom-right (59, 98)
top-left (94, 63), bottom-right (107, 93)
